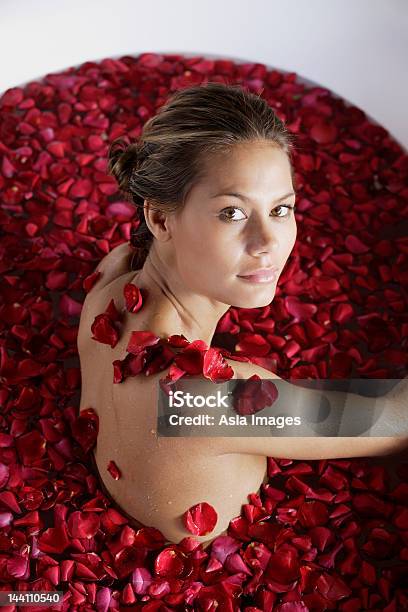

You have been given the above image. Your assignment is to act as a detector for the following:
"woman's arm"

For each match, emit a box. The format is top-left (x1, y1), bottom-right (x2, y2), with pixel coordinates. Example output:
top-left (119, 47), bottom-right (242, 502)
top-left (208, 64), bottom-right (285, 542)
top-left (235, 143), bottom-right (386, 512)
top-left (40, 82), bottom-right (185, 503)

top-left (163, 360), bottom-right (408, 461)
top-left (222, 435), bottom-right (408, 461)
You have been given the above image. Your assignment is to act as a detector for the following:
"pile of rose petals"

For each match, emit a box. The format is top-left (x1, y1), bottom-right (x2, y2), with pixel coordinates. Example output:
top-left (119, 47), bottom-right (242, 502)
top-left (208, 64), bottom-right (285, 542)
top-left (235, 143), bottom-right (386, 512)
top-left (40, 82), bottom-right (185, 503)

top-left (0, 52), bottom-right (407, 610)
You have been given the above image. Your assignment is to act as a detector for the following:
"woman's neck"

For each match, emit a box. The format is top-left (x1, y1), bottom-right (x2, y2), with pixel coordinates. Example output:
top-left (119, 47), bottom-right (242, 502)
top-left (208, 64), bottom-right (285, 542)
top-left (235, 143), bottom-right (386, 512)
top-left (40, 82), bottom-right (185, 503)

top-left (133, 246), bottom-right (230, 346)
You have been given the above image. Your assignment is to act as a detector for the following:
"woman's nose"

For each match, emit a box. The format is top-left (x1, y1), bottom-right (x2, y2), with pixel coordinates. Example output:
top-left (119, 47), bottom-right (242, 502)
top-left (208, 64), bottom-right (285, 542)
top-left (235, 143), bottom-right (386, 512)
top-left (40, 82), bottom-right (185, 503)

top-left (247, 221), bottom-right (279, 255)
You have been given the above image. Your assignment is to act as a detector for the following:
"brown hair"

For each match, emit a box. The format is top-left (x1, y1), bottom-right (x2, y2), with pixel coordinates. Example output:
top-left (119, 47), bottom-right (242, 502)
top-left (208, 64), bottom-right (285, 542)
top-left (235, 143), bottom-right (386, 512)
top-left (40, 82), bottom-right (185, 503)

top-left (107, 82), bottom-right (296, 269)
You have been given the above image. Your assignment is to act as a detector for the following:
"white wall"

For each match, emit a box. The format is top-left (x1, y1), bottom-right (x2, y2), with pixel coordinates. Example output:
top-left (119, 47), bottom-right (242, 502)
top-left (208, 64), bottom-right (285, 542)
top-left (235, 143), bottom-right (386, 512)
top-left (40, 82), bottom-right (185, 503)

top-left (1, 0), bottom-right (407, 149)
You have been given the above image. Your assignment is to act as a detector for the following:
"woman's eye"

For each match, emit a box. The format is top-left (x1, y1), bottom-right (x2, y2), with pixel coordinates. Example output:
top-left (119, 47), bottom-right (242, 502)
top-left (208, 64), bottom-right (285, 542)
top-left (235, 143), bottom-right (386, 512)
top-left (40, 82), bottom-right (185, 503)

top-left (219, 207), bottom-right (247, 222)
top-left (273, 204), bottom-right (296, 218)
top-left (219, 204), bottom-right (296, 222)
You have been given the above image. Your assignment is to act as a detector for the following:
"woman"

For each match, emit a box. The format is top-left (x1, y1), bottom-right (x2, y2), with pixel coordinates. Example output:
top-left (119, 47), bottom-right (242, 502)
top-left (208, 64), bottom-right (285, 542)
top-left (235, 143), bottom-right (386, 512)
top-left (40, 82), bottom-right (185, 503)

top-left (77, 82), bottom-right (408, 547)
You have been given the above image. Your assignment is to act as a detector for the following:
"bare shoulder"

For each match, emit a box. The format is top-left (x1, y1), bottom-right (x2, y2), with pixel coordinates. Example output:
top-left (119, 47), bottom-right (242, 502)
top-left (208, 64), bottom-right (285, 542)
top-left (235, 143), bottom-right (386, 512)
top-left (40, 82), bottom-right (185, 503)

top-left (78, 245), bottom-right (138, 355)
top-left (80, 242), bottom-right (135, 319)
top-left (88, 241), bottom-right (136, 293)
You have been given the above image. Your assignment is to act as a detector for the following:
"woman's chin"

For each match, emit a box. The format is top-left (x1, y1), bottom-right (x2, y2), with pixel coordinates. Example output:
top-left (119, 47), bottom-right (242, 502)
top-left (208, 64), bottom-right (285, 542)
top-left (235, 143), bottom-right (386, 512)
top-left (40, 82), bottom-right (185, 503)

top-left (231, 289), bottom-right (276, 309)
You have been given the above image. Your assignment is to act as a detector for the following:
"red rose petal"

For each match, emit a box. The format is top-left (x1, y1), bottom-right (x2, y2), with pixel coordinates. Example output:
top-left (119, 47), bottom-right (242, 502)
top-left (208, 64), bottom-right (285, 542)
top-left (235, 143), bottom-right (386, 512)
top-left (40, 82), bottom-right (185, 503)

top-left (310, 120), bottom-right (338, 144)
top-left (166, 334), bottom-right (190, 348)
top-left (126, 330), bottom-right (161, 354)
top-left (298, 501), bottom-right (329, 527)
top-left (344, 234), bottom-right (370, 254)
top-left (69, 178), bottom-right (93, 198)
top-left (183, 502), bottom-right (218, 536)
top-left (15, 430), bottom-right (46, 465)
top-left (235, 333), bottom-right (270, 357)
top-left (285, 297), bottom-right (318, 322)
top-left (393, 506), bottom-right (408, 530)
top-left (265, 548), bottom-right (300, 589)
top-left (113, 359), bottom-right (125, 383)
top-left (211, 535), bottom-right (242, 564)
top-left (105, 297), bottom-right (122, 322)
top-left (202, 347), bottom-right (234, 382)
top-left (71, 407), bottom-right (99, 453)
top-left (107, 460), bottom-right (122, 480)
top-left (232, 374), bottom-right (279, 416)
top-left (217, 347), bottom-right (250, 363)
top-left (38, 525), bottom-right (70, 554)
top-left (68, 511), bottom-right (100, 538)
top-left (174, 344), bottom-right (206, 374)
top-left (106, 201), bottom-right (135, 219)
top-left (315, 572), bottom-right (351, 601)
top-left (132, 567), bottom-right (153, 595)
top-left (145, 344), bottom-right (176, 376)
top-left (154, 547), bottom-right (188, 578)
top-left (60, 293), bottom-right (83, 317)
top-left (123, 282), bottom-right (144, 313)
top-left (91, 313), bottom-right (120, 347)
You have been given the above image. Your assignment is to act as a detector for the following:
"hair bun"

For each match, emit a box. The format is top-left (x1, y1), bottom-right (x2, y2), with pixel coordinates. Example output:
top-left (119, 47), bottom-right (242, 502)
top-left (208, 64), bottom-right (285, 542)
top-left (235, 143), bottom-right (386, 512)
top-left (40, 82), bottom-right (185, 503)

top-left (107, 137), bottom-right (144, 192)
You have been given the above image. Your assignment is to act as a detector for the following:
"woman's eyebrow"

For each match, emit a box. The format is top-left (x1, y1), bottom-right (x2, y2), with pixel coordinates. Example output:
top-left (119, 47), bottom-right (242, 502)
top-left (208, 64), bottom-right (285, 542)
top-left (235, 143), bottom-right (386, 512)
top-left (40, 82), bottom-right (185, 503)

top-left (210, 190), bottom-right (296, 203)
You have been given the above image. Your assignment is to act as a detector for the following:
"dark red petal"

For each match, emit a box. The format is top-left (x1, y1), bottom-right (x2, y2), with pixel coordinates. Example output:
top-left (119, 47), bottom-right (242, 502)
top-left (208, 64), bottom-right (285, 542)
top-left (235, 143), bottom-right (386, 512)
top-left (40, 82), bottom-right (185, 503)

top-left (126, 330), bottom-right (160, 354)
top-left (123, 282), bottom-right (144, 313)
top-left (68, 510), bottom-right (100, 538)
top-left (298, 501), bottom-right (330, 527)
top-left (113, 359), bottom-right (125, 383)
top-left (71, 407), bottom-right (99, 453)
top-left (232, 375), bottom-right (279, 416)
top-left (310, 119), bottom-right (338, 144)
top-left (107, 460), bottom-right (122, 480)
top-left (105, 298), bottom-right (122, 322)
top-left (203, 347), bottom-right (234, 382)
top-left (82, 270), bottom-right (101, 292)
top-left (174, 347), bottom-right (205, 375)
top-left (16, 430), bottom-right (46, 465)
top-left (315, 572), bottom-right (352, 601)
top-left (38, 525), bottom-right (70, 554)
top-left (235, 333), bottom-right (270, 357)
top-left (126, 351), bottom-right (148, 377)
top-left (344, 234), bottom-right (370, 254)
top-left (185, 339), bottom-right (208, 352)
top-left (183, 502), bottom-right (218, 536)
top-left (217, 347), bottom-right (250, 363)
top-left (145, 344), bottom-right (176, 376)
top-left (265, 548), bottom-right (300, 587)
top-left (166, 334), bottom-right (190, 348)
top-left (91, 314), bottom-right (120, 347)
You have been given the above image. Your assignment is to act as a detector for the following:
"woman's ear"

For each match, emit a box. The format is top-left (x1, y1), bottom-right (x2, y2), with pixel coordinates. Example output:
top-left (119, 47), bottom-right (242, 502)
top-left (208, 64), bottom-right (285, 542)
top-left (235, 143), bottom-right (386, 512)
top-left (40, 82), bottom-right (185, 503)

top-left (143, 200), bottom-right (172, 242)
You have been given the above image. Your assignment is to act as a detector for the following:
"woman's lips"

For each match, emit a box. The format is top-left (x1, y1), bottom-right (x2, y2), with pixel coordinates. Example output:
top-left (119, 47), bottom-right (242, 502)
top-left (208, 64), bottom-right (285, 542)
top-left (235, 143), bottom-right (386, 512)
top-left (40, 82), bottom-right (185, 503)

top-left (237, 269), bottom-right (279, 283)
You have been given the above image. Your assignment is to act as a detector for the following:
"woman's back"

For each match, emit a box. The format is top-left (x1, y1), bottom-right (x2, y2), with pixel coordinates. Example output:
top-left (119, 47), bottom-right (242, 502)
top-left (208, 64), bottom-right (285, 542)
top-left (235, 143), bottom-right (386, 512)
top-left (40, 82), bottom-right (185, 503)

top-left (77, 248), bottom-right (268, 546)
top-left (77, 243), bottom-right (408, 546)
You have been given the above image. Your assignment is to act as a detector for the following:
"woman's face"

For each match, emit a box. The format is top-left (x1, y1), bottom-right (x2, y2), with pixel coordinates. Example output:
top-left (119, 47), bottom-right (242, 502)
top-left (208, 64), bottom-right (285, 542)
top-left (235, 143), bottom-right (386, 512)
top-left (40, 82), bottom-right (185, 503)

top-left (166, 140), bottom-right (297, 309)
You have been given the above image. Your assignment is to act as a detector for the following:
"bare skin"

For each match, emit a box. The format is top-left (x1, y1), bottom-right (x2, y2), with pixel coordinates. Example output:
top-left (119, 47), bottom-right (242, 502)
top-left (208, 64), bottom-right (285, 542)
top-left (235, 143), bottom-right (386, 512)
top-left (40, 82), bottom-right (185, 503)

top-left (77, 142), bottom-right (408, 548)
top-left (78, 266), bottom-right (271, 547)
